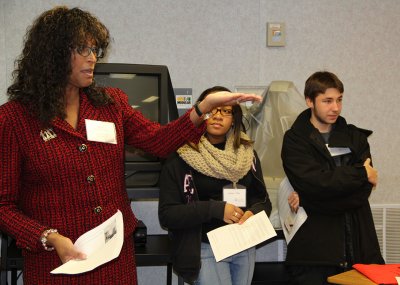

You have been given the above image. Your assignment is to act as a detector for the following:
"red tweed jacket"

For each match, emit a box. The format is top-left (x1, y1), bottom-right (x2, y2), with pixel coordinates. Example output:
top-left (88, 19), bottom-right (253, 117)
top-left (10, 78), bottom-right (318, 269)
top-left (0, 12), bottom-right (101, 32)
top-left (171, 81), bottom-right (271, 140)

top-left (0, 87), bottom-right (205, 284)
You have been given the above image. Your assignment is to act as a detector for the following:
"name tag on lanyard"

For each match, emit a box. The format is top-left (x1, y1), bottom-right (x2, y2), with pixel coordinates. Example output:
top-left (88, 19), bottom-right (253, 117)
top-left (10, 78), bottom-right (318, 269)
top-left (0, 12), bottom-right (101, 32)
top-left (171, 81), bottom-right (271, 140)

top-left (223, 183), bottom-right (247, 207)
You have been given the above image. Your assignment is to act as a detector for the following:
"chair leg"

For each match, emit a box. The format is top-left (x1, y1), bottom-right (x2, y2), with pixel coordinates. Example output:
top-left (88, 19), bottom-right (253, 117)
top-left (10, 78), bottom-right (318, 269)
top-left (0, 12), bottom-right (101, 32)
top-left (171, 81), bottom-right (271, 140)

top-left (11, 270), bottom-right (18, 285)
top-left (0, 270), bottom-right (7, 285)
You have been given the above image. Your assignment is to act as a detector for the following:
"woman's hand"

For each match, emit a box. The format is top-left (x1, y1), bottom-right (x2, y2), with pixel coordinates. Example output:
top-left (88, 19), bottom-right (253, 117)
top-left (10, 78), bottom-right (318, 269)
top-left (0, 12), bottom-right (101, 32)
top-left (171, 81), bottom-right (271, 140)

top-left (200, 91), bottom-right (262, 114)
top-left (190, 91), bottom-right (262, 125)
top-left (46, 232), bottom-right (86, 263)
top-left (223, 203), bottom-right (244, 224)
top-left (238, 210), bottom-right (254, 225)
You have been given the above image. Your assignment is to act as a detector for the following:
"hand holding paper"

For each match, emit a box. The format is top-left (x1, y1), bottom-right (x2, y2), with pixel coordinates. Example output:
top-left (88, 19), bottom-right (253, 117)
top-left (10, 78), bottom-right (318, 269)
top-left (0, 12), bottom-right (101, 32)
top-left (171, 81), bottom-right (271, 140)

top-left (207, 211), bottom-right (276, 262)
top-left (51, 210), bottom-right (124, 274)
top-left (278, 177), bottom-right (307, 244)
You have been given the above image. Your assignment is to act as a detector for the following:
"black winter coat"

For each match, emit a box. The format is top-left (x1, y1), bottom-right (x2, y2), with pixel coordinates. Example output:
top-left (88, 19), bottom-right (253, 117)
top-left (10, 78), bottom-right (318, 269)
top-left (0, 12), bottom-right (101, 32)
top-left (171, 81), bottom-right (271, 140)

top-left (281, 109), bottom-right (384, 267)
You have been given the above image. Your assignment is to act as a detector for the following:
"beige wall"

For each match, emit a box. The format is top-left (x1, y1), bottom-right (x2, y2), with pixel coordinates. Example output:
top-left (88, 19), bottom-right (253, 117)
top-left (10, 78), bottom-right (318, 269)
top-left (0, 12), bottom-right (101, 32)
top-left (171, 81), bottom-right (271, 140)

top-left (1, 0), bottom-right (399, 204)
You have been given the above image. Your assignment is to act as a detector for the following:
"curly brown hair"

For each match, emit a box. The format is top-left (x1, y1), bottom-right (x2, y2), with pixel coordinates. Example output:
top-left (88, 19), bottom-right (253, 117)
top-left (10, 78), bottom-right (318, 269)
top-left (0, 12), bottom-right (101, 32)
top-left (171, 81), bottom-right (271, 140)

top-left (7, 6), bottom-right (112, 125)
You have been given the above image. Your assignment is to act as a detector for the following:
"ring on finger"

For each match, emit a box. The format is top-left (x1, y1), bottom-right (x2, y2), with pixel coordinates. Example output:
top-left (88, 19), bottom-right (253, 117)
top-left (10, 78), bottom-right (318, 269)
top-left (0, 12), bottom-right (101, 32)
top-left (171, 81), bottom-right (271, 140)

top-left (234, 212), bottom-right (238, 217)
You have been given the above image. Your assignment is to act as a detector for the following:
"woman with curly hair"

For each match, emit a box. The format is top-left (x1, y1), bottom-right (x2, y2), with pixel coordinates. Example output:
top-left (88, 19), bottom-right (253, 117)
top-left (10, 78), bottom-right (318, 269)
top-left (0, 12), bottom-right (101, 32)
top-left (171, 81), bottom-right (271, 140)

top-left (0, 6), bottom-right (261, 285)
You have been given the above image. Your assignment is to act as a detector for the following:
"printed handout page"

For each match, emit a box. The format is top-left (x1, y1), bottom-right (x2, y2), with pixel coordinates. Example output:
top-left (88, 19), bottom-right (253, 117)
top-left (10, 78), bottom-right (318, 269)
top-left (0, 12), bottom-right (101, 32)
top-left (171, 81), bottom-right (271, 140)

top-left (278, 177), bottom-right (307, 244)
top-left (207, 210), bottom-right (276, 262)
top-left (51, 210), bottom-right (124, 274)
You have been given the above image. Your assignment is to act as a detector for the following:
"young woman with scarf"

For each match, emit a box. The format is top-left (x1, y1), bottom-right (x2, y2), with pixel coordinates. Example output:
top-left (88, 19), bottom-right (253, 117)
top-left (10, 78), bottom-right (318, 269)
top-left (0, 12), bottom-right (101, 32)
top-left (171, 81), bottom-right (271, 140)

top-left (158, 86), bottom-right (272, 285)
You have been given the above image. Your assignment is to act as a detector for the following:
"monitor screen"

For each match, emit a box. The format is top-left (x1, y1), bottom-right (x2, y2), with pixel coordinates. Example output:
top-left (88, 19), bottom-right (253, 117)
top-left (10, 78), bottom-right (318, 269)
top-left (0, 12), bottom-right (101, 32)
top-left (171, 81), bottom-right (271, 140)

top-left (94, 63), bottom-right (178, 187)
top-left (94, 72), bottom-right (159, 162)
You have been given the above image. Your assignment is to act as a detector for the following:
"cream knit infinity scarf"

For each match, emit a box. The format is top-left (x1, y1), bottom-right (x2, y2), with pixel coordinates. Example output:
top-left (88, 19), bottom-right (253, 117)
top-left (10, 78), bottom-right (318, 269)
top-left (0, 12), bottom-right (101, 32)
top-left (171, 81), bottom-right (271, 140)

top-left (177, 131), bottom-right (254, 183)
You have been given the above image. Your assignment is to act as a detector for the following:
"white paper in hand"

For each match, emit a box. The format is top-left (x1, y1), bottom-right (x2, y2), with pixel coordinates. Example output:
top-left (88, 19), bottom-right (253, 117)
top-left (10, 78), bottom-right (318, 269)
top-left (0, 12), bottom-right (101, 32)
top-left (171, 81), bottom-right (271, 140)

top-left (278, 177), bottom-right (307, 244)
top-left (207, 211), bottom-right (276, 262)
top-left (51, 210), bottom-right (124, 274)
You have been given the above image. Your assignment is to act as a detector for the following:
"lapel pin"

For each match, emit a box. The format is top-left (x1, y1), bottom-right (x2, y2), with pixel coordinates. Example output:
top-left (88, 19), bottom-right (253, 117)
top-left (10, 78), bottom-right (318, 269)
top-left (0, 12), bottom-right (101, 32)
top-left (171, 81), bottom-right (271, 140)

top-left (40, 128), bottom-right (57, 142)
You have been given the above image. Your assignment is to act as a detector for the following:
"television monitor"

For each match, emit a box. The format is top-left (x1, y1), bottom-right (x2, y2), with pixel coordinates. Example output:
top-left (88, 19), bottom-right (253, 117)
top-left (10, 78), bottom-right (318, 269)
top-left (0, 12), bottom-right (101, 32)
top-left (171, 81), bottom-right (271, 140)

top-left (94, 63), bottom-right (178, 189)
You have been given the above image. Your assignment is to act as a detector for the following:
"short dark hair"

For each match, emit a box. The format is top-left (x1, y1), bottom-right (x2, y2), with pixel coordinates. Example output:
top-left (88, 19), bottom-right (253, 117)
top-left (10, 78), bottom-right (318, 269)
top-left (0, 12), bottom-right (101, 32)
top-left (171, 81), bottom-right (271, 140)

top-left (196, 86), bottom-right (252, 149)
top-left (304, 71), bottom-right (344, 102)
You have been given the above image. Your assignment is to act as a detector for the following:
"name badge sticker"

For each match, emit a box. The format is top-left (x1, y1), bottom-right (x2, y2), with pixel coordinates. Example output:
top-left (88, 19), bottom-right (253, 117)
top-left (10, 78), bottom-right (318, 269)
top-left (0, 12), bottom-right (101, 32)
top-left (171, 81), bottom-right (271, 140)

top-left (325, 144), bottom-right (352, 157)
top-left (223, 183), bottom-right (246, 207)
top-left (85, 119), bottom-right (117, 144)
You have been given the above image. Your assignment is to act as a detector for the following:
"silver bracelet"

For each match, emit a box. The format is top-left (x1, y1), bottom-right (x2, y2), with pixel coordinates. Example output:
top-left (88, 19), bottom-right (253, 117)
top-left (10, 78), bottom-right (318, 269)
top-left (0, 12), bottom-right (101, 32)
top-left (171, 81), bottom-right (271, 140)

top-left (40, 228), bottom-right (58, 251)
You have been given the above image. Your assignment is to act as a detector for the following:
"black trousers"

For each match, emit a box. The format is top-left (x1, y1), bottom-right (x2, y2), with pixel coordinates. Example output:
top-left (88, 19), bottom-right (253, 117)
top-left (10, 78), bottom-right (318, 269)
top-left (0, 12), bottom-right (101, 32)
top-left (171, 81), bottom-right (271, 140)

top-left (286, 265), bottom-right (344, 285)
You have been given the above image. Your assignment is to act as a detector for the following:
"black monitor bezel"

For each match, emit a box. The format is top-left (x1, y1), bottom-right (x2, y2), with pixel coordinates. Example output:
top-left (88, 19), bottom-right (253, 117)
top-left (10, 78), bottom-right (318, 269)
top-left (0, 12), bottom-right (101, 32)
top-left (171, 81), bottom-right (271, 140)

top-left (93, 63), bottom-right (177, 190)
top-left (94, 63), bottom-right (172, 124)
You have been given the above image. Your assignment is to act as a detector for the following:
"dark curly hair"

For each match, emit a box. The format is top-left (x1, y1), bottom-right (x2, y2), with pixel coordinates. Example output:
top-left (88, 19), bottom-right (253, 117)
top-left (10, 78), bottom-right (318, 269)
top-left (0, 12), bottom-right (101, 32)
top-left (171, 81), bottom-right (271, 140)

top-left (196, 86), bottom-right (253, 150)
top-left (7, 6), bottom-right (112, 125)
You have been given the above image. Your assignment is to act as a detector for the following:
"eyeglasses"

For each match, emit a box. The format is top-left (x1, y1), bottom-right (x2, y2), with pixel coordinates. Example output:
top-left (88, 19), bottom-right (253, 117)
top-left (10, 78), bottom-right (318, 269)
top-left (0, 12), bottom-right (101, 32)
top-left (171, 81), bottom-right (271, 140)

top-left (210, 108), bottom-right (233, 117)
top-left (75, 45), bottom-right (104, 59)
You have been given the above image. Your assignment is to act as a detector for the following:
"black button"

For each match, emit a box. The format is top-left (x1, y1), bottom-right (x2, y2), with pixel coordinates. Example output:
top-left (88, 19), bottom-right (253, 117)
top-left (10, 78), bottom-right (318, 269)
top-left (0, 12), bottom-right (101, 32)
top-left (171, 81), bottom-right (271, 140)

top-left (94, 206), bottom-right (102, 214)
top-left (78, 144), bottom-right (88, 152)
top-left (87, 175), bottom-right (95, 183)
